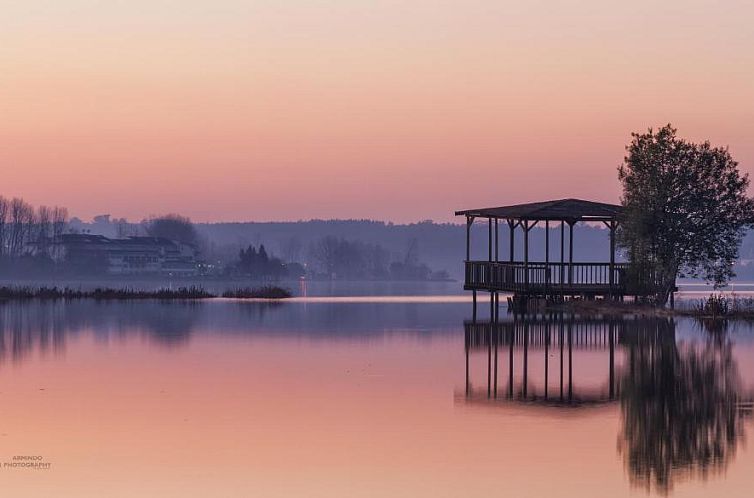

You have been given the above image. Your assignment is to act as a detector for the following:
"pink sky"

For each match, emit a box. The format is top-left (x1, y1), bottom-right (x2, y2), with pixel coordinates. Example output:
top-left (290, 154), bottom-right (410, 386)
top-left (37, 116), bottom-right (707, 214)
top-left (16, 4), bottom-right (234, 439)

top-left (2, 0), bottom-right (753, 223)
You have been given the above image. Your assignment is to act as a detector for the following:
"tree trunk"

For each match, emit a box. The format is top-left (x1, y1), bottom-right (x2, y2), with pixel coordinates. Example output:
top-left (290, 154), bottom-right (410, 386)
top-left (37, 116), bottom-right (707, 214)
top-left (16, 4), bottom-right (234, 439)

top-left (654, 264), bottom-right (678, 307)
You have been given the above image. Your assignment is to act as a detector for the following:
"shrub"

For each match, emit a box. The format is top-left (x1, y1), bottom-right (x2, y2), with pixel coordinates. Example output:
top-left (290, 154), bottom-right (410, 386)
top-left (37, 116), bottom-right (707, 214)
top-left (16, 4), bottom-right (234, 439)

top-left (221, 286), bottom-right (292, 299)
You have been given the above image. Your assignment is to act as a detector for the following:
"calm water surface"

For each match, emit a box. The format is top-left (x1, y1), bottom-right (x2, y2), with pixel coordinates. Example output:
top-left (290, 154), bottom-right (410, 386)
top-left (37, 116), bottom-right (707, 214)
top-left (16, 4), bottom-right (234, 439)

top-left (0, 298), bottom-right (752, 497)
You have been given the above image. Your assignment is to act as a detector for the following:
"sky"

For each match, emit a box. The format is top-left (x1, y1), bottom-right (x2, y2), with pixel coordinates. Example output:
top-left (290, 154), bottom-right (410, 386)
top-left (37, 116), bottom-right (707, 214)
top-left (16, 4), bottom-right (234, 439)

top-left (2, 0), bottom-right (753, 223)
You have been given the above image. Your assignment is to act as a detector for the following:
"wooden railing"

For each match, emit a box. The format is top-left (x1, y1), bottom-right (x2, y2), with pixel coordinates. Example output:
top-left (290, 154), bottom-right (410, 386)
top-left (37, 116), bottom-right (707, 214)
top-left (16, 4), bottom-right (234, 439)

top-left (465, 320), bottom-right (619, 350)
top-left (464, 260), bottom-right (628, 294)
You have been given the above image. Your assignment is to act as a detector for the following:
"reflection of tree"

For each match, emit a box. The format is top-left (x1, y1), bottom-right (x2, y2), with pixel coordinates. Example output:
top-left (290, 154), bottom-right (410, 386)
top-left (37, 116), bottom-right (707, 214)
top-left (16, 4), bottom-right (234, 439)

top-left (0, 301), bottom-right (201, 362)
top-left (125, 301), bottom-right (199, 346)
top-left (618, 322), bottom-right (746, 494)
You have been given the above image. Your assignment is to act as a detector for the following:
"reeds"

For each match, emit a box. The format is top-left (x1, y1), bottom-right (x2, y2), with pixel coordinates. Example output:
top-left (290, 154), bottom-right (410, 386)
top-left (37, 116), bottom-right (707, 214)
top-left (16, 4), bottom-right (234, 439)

top-left (692, 294), bottom-right (754, 318)
top-left (221, 286), bottom-right (292, 299)
top-left (0, 285), bottom-right (290, 300)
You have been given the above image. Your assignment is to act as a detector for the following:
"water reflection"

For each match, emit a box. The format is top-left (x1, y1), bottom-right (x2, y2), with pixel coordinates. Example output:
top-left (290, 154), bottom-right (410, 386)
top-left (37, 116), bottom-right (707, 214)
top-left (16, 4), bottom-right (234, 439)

top-left (0, 301), bottom-right (205, 361)
top-left (463, 314), bottom-right (753, 494)
top-left (0, 300), bottom-right (460, 364)
top-left (620, 321), bottom-right (749, 493)
top-left (465, 316), bottom-right (627, 403)
top-left (2, 300), bottom-right (754, 496)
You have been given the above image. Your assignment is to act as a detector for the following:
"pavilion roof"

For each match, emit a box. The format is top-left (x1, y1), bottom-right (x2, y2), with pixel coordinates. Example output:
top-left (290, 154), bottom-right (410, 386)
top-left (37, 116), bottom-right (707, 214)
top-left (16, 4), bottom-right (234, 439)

top-left (455, 198), bottom-right (623, 222)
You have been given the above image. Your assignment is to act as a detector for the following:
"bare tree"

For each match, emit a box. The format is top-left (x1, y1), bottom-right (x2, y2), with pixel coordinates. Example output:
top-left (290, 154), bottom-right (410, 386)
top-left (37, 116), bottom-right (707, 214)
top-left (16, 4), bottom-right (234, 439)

top-left (309, 235), bottom-right (340, 276)
top-left (0, 196), bottom-right (68, 263)
top-left (35, 205), bottom-right (52, 256)
top-left (8, 198), bottom-right (34, 257)
top-left (280, 236), bottom-right (303, 263)
top-left (0, 197), bottom-right (8, 257)
top-left (51, 206), bottom-right (68, 261)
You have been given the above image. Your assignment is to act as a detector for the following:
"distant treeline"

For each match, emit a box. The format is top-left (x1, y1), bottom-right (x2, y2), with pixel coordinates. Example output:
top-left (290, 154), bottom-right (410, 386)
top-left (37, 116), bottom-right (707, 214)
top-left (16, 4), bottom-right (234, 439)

top-left (61, 217), bottom-right (672, 280)
top-left (227, 239), bottom-right (445, 281)
top-left (69, 217), bottom-right (455, 280)
top-left (47, 213), bottom-right (754, 282)
top-left (233, 244), bottom-right (288, 279)
top-left (193, 219), bottom-right (628, 279)
top-left (306, 235), bottom-right (444, 280)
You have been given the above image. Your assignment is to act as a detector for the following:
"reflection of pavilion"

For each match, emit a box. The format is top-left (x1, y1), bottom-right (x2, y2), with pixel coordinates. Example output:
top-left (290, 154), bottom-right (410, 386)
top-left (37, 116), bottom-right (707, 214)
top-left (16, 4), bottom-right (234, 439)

top-left (461, 313), bottom-right (754, 493)
top-left (463, 314), bottom-right (673, 405)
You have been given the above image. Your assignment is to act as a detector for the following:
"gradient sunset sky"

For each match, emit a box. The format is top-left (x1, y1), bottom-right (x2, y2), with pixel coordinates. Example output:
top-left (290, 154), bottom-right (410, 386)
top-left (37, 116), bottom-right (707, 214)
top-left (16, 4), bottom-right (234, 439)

top-left (2, 0), bottom-right (753, 222)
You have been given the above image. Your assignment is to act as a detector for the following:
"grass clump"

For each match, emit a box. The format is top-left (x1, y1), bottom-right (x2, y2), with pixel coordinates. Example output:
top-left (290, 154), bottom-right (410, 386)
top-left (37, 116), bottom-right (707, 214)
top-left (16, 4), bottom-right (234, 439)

top-left (692, 294), bottom-right (754, 318)
top-left (0, 285), bottom-right (214, 300)
top-left (88, 286), bottom-right (215, 299)
top-left (221, 286), bottom-right (292, 299)
top-left (694, 294), bottom-right (730, 317)
top-left (0, 285), bottom-right (292, 301)
top-left (0, 286), bottom-right (82, 299)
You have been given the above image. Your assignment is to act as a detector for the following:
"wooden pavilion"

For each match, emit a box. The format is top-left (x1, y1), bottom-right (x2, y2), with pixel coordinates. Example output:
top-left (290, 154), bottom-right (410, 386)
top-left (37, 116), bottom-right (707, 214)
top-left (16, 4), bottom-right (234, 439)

top-left (456, 198), bottom-right (639, 303)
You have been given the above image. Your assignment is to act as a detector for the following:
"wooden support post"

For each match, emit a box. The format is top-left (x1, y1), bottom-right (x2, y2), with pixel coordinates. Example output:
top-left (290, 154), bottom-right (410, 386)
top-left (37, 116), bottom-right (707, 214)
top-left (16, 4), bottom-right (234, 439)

top-left (508, 219), bottom-right (515, 262)
top-left (487, 295), bottom-right (493, 398)
top-left (560, 221), bottom-right (565, 291)
top-left (545, 220), bottom-right (550, 291)
top-left (559, 316), bottom-right (564, 400)
top-left (609, 321), bottom-right (615, 399)
top-left (544, 321), bottom-right (550, 399)
top-left (488, 217), bottom-right (492, 263)
top-left (494, 219), bottom-right (499, 262)
top-left (568, 222), bottom-right (574, 286)
top-left (567, 319), bottom-right (573, 401)
top-left (492, 294), bottom-right (498, 398)
top-left (508, 326), bottom-right (514, 398)
top-left (466, 216), bottom-right (473, 261)
top-left (523, 322), bottom-right (529, 399)
top-left (487, 338), bottom-right (491, 398)
top-left (609, 221), bottom-right (616, 297)
top-left (523, 220), bottom-right (529, 289)
top-left (465, 337), bottom-right (470, 396)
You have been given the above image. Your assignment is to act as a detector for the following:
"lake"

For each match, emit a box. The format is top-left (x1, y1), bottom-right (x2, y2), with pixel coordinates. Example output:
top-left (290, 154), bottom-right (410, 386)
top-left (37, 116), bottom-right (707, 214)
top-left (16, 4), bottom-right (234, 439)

top-left (0, 297), bottom-right (752, 497)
